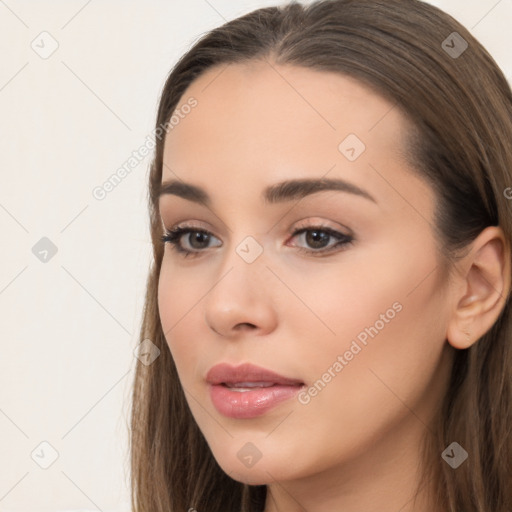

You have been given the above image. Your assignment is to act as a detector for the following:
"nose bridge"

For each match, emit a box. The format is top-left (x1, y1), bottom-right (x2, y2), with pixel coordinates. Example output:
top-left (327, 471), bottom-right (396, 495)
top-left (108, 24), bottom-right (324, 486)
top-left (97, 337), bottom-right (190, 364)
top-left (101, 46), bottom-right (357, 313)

top-left (234, 232), bottom-right (266, 267)
top-left (215, 207), bottom-right (269, 274)
top-left (216, 230), bottom-right (268, 294)
top-left (203, 228), bottom-right (277, 335)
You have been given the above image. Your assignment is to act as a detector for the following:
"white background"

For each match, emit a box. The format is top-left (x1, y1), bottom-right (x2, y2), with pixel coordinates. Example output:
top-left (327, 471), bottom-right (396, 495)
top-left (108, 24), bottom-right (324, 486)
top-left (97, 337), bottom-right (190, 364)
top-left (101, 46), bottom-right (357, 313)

top-left (0, 0), bottom-right (511, 510)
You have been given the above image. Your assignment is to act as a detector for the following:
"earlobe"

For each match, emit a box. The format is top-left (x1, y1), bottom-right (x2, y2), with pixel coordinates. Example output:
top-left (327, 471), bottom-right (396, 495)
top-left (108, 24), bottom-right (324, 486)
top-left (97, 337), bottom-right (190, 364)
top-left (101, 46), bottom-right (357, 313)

top-left (446, 226), bottom-right (511, 350)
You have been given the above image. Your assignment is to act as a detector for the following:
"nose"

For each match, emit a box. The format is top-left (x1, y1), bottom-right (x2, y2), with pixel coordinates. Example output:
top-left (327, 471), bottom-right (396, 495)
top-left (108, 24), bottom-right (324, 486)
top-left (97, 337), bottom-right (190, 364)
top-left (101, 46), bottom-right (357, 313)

top-left (203, 239), bottom-right (278, 338)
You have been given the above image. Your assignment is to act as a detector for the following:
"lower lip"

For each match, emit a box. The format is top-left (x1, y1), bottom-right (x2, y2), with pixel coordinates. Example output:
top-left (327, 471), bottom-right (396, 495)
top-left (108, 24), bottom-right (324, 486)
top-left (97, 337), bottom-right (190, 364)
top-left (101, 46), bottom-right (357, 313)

top-left (209, 383), bottom-right (303, 419)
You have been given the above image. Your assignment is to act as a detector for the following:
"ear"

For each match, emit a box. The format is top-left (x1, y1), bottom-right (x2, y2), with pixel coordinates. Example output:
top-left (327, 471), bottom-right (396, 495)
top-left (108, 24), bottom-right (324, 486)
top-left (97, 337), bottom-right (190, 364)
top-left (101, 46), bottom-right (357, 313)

top-left (446, 226), bottom-right (511, 350)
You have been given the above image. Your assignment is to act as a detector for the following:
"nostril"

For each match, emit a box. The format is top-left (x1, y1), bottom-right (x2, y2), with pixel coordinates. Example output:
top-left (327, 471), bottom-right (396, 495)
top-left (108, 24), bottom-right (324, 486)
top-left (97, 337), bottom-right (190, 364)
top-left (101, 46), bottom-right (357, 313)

top-left (236, 322), bottom-right (257, 330)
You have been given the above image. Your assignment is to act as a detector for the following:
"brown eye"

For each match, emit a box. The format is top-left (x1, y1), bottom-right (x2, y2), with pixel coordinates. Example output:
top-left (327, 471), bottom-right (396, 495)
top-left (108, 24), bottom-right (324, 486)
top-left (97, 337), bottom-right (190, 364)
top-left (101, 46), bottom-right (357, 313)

top-left (304, 229), bottom-right (331, 249)
top-left (289, 226), bottom-right (354, 255)
top-left (161, 226), bottom-right (221, 257)
top-left (186, 231), bottom-right (211, 249)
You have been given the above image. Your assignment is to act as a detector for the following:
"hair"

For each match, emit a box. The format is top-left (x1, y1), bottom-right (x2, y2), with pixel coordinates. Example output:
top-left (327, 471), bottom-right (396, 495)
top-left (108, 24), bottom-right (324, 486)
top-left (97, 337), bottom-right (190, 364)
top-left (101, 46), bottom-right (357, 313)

top-left (129, 1), bottom-right (512, 510)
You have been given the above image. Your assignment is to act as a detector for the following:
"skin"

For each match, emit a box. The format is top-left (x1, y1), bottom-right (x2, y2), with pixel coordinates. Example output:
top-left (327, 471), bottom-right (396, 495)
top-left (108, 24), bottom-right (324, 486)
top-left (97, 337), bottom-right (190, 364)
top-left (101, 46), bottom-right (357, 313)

top-left (157, 60), bottom-right (510, 512)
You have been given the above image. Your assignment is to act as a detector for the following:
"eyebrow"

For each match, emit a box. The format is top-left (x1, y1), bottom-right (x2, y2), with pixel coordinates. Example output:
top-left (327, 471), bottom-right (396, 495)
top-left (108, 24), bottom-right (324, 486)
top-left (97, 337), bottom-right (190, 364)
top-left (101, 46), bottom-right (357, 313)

top-left (157, 177), bottom-right (377, 207)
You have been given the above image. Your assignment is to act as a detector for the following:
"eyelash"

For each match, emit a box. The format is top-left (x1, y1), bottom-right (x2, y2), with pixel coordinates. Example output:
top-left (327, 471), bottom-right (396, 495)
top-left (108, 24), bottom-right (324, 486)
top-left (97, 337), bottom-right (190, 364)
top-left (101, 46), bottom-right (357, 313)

top-left (160, 222), bottom-right (354, 259)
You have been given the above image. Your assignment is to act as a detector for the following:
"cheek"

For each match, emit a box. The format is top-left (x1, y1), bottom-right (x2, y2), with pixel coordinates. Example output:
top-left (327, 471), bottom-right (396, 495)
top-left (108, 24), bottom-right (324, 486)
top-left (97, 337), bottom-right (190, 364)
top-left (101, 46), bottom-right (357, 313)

top-left (291, 243), bottom-right (450, 449)
top-left (273, 245), bottom-right (405, 359)
top-left (157, 256), bottom-right (211, 329)
top-left (289, 233), bottom-right (445, 365)
top-left (157, 260), bottom-right (205, 379)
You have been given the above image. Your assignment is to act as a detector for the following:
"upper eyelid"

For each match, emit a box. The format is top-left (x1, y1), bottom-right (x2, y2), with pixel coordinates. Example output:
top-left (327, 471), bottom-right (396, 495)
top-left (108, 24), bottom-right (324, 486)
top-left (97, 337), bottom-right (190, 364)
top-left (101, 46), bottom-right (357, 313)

top-left (164, 216), bottom-right (351, 233)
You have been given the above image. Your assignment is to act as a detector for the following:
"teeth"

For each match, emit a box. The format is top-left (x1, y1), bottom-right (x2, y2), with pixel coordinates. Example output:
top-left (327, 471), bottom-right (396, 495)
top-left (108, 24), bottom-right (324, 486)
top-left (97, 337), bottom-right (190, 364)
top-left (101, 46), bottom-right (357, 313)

top-left (225, 381), bottom-right (275, 388)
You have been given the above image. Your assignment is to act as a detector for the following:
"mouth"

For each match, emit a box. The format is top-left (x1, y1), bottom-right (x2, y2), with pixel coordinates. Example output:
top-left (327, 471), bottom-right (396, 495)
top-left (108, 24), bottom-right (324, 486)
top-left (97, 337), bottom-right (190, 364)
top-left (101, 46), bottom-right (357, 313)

top-left (220, 381), bottom-right (285, 391)
top-left (206, 363), bottom-right (304, 419)
top-left (206, 362), bottom-right (304, 386)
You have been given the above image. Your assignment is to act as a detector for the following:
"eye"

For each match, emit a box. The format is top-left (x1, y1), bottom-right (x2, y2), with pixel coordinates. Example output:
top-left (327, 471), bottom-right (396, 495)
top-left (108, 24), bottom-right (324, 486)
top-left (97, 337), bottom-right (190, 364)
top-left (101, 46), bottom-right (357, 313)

top-left (160, 222), bottom-right (354, 258)
top-left (287, 225), bottom-right (354, 256)
top-left (160, 224), bottom-right (221, 258)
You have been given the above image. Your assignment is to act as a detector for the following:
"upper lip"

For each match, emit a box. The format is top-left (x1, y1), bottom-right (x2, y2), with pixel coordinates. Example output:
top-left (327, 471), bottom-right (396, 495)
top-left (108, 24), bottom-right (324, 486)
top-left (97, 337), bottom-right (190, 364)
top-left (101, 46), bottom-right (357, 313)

top-left (206, 363), bottom-right (304, 386)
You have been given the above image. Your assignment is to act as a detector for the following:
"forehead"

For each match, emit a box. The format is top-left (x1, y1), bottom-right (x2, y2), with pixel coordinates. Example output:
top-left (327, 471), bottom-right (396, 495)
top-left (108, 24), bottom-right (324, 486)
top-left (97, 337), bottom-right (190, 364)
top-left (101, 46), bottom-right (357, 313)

top-left (161, 61), bottom-right (425, 216)
top-left (163, 60), bottom-right (408, 162)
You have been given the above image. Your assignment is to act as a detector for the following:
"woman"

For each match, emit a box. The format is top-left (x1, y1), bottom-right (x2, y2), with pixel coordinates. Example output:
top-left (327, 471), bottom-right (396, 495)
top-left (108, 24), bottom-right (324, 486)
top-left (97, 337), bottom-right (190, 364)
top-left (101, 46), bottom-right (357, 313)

top-left (130, 1), bottom-right (512, 510)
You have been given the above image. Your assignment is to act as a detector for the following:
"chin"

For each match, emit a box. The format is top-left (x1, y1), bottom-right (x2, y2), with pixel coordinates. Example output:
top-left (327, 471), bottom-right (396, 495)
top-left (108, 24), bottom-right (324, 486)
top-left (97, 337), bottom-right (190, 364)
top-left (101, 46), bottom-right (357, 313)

top-left (210, 447), bottom-right (299, 486)
top-left (227, 469), bottom-right (272, 486)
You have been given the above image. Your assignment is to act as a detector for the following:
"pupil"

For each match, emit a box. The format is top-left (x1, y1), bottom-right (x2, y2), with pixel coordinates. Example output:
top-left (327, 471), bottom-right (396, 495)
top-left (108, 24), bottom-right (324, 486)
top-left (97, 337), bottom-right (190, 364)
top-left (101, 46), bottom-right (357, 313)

top-left (306, 230), bottom-right (329, 248)
top-left (190, 232), bottom-right (209, 249)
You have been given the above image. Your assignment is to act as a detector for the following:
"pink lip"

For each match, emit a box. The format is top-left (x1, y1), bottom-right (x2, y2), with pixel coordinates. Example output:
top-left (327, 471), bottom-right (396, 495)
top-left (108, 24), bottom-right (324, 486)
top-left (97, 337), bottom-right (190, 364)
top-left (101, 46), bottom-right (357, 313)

top-left (206, 363), bottom-right (304, 419)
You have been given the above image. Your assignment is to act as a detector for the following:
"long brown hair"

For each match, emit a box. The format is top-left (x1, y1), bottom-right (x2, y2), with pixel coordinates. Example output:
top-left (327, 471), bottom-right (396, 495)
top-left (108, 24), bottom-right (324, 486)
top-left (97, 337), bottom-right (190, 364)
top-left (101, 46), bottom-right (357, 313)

top-left (129, 1), bottom-right (512, 510)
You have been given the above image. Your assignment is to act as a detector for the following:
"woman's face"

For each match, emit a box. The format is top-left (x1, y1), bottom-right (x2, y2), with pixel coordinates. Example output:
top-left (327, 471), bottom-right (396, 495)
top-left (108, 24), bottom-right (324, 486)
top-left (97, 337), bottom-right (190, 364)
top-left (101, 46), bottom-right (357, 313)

top-left (157, 61), bottom-right (455, 490)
